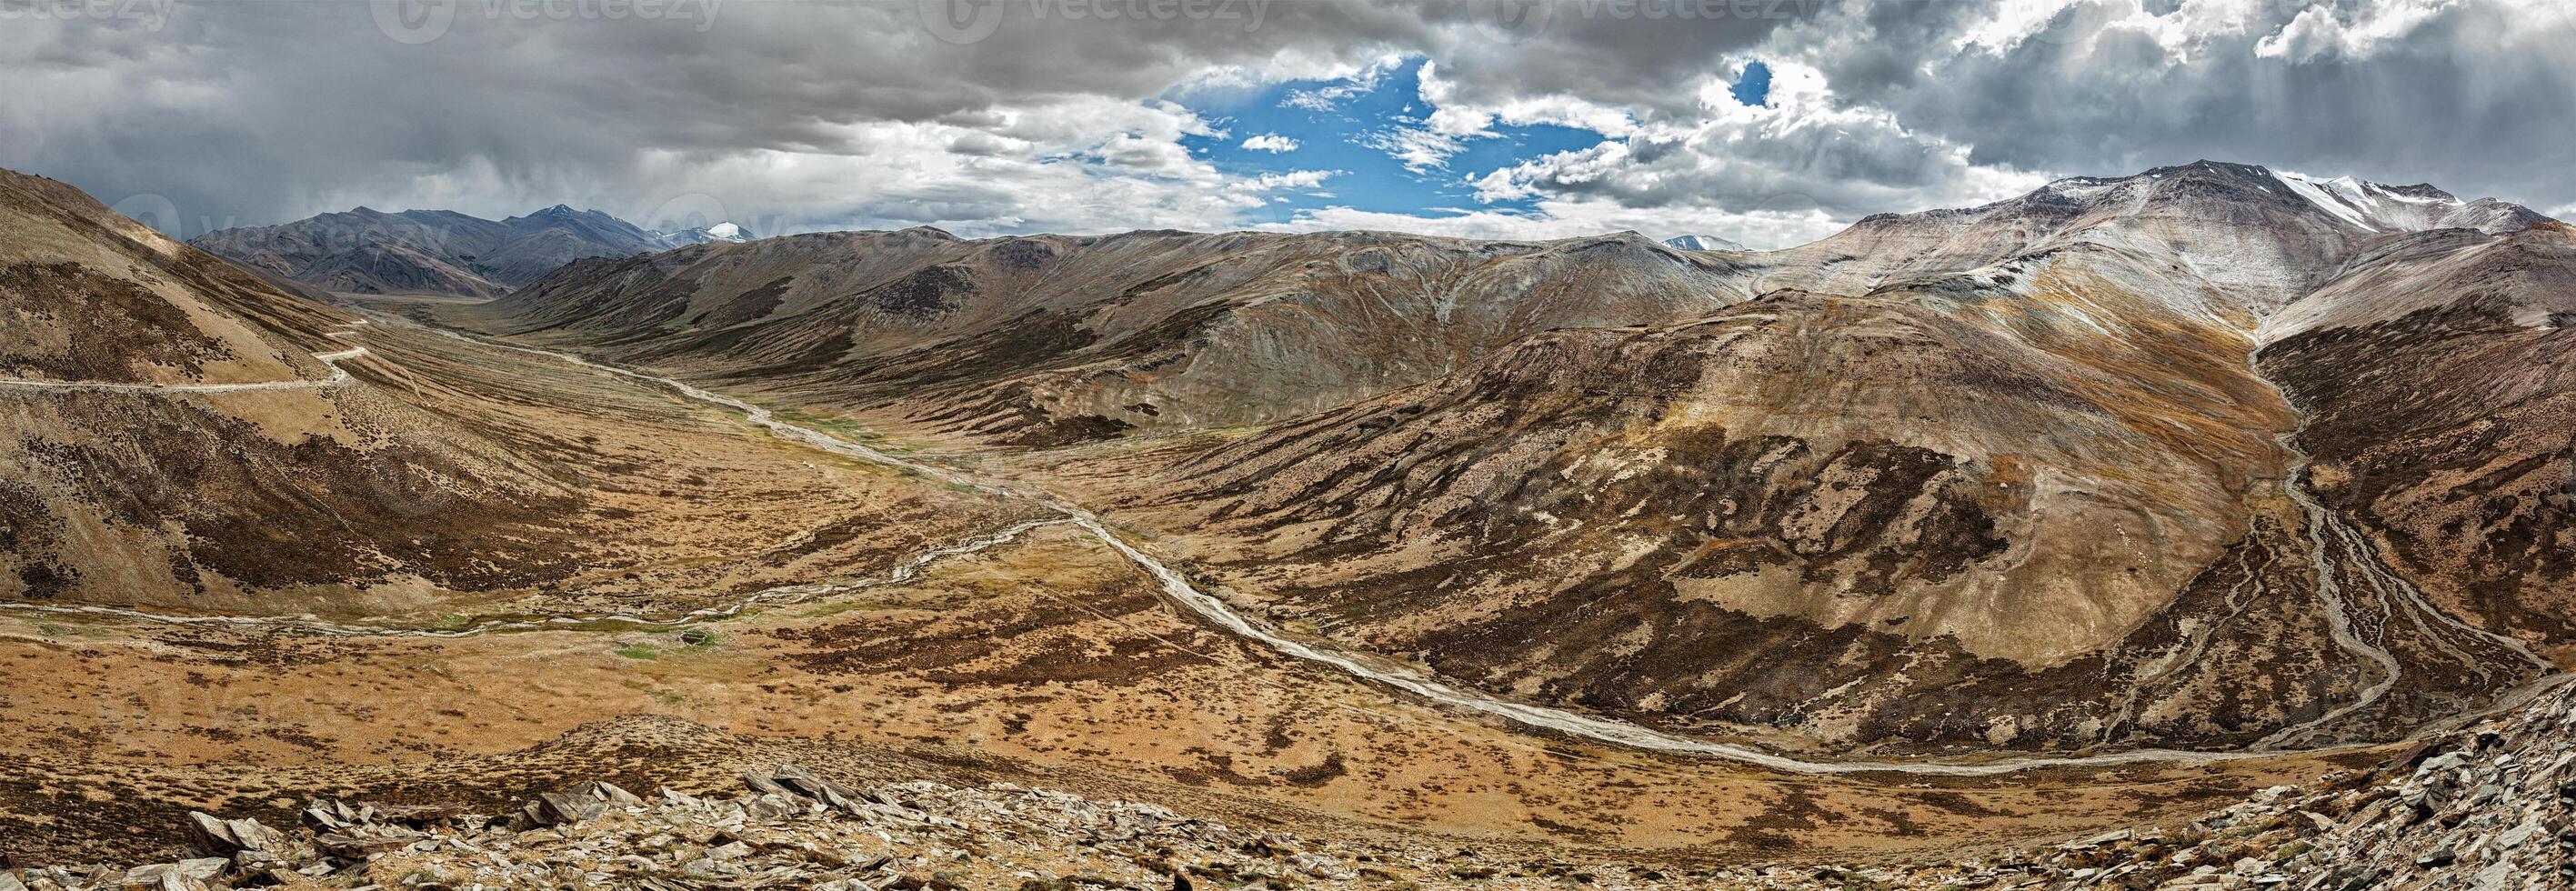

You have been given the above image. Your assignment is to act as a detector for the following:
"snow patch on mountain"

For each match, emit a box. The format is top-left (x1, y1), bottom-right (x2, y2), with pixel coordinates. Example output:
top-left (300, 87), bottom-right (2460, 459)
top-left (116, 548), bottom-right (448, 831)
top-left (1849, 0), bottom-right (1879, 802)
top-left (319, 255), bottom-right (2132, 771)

top-left (2268, 169), bottom-right (2547, 235)
top-left (1662, 234), bottom-right (1746, 252)
top-left (2271, 170), bottom-right (2384, 230)
top-left (658, 221), bottom-right (753, 246)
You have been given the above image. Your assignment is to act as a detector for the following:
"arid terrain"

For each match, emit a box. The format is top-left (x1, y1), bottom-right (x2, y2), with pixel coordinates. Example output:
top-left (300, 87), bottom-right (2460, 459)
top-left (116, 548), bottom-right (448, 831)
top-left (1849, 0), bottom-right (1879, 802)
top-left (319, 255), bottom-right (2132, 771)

top-left (3, 157), bottom-right (2571, 890)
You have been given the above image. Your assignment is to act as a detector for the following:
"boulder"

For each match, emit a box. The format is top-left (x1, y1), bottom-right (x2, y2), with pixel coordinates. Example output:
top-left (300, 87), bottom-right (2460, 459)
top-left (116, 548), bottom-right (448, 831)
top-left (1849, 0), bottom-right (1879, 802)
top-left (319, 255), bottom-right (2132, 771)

top-left (185, 812), bottom-right (284, 856)
top-left (770, 765), bottom-right (866, 814)
top-left (567, 781), bottom-right (644, 807)
top-left (532, 792), bottom-right (610, 826)
top-left (315, 833), bottom-right (417, 859)
top-left (116, 858), bottom-right (225, 886)
top-left (741, 770), bottom-right (792, 797)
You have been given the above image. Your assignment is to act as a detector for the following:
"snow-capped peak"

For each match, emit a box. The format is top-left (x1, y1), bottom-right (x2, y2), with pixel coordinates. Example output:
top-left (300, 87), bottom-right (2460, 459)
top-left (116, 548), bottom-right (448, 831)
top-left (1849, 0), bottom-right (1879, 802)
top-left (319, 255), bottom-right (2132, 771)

top-left (657, 221), bottom-right (754, 246)
top-left (2263, 168), bottom-right (2536, 236)
top-left (2271, 170), bottom-right (2385, 230)
top-left (1662, 234), bottom-right (1746, 252)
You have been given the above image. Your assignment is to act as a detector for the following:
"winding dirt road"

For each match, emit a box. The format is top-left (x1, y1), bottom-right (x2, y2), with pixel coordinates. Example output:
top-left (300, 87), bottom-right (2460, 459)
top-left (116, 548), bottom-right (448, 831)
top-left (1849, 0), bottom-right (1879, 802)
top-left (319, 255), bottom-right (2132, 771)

top-left (0, 345), bottom-right (369, 393)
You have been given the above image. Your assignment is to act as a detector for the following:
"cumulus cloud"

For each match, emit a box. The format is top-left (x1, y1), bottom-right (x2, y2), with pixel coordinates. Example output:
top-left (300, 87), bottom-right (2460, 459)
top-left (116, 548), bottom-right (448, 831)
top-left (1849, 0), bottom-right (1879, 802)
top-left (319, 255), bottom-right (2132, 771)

top-left (1239, 134), bottom-right (1300, 153)
top-left (1259, 197), bottom-right (1849, 250)
top-left (1458, 59), bottom-right (2049, 232)
top-left (0, 0), bottom-right (2566, 247)
top-left (2256, 0), bottom-right (2458, 63)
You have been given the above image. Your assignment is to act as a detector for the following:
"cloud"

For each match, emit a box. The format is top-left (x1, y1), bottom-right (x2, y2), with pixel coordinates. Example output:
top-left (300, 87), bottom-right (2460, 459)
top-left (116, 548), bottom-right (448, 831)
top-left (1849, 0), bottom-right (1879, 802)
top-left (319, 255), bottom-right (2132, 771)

top-left (1806, 0), bottom-right (2576, 210)
top-left (2255, 0), bottom-right (2458, 63)
top-left (1258, 196), bottom-right (1848, 251)
top-left (1, 0), bottom-right (2566, 247)
top-left (1240, 133), bottom-right (1300, 153)
top-left (1358, 122), bottom-right (1476, 174)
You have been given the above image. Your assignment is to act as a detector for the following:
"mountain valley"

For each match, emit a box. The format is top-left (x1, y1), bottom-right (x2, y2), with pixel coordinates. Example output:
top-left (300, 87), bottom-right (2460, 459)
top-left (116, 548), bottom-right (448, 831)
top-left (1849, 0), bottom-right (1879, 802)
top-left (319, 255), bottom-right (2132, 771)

top-left (3, 159), bottom-right (2571, 887)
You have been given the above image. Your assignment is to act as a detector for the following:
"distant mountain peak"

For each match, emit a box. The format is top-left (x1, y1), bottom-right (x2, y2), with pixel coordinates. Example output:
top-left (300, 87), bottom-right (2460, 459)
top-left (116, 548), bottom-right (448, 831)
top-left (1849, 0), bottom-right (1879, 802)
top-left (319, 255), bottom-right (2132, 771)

top-left (2268, 167), bottom-right (2539, 235)
top-left (656, 221), bottom-right (753, 246)
top-left (1662, 234), bottom-right (1746, 252)
top-left (192, 204), bottom-right (678, 297)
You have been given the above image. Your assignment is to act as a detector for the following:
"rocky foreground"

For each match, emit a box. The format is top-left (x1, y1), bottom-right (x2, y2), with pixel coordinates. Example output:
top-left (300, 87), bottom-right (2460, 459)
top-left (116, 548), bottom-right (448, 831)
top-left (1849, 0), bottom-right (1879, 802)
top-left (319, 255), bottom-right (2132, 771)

top-left (12, 677), bottom-right (2571, 891)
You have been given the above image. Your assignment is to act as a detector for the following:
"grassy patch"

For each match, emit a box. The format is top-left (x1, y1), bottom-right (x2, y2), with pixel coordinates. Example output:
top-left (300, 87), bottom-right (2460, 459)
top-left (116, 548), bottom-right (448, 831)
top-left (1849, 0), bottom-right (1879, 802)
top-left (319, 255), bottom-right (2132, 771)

top-left (620, 679), bottom-right (688, 706)
top-left (613, 644), bottom-right (662, 661)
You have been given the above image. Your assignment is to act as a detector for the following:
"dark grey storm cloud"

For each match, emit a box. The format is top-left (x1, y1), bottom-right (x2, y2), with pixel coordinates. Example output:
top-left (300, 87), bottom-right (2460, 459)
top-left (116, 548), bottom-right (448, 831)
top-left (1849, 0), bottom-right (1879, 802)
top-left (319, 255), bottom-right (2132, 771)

top-left (1, 0), bottom-right (2568, 246)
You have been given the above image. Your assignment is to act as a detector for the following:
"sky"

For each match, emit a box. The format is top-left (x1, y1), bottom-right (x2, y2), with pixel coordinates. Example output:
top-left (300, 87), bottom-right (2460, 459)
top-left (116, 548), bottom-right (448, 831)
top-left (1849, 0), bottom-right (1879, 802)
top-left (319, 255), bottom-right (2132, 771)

top-left (3, 0), bottom-right (2571, 250)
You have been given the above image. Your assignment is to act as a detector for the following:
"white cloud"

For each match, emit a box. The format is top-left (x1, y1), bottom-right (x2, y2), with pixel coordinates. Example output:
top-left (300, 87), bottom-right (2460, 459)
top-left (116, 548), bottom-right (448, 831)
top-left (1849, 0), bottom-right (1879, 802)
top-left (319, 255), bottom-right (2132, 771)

top-left (1227, 169), bottom-right (1338, 194)
top-left (2256, 0), bottom-right (2458, 63)
top-left (5, 0), bottom-right (2568, 249)
top-left (1278, 60), bottom-right (1397, 112)
top-left (1458, 59), bottom-right (2051, 233)
top-left (1256, 196), bottom-right (1846, 250)
top-left (1240, 133), bottom-right (1300, 153)
top-left (1359, 123), bottom-right (1475, 173)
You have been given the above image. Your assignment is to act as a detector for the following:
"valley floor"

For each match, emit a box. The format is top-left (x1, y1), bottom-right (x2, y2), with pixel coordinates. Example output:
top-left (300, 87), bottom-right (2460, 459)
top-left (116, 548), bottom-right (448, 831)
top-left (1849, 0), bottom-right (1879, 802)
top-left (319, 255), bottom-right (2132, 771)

top-left (0, 308), bottom-right (2359, 870)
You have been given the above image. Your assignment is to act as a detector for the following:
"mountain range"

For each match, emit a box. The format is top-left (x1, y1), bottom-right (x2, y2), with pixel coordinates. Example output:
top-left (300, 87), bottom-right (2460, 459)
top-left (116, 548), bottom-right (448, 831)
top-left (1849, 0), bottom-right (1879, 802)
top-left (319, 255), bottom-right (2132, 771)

top-left (187, 205), bottom-right (751, 298)
top-left (471, 160), bottom-right (2573, 755)
top-left (5, 159), bottom-right (2572, 870)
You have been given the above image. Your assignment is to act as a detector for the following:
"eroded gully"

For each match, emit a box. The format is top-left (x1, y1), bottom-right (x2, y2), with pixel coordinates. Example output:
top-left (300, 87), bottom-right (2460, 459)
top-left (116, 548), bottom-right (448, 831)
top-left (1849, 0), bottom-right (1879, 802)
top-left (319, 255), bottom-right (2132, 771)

top-left (2242, 347), bottom-right (2561, 749)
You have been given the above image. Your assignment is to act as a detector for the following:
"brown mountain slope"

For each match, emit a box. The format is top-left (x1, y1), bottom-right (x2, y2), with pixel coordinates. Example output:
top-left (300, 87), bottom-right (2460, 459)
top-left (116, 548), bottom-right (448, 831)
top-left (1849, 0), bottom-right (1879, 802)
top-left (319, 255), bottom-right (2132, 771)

top-left (0, 170), bottom-right (1027, 616)
top-left (0, 170), bottom-right (558, 608)
top-left (473, 227), bottom-right (1756, 446)
top-left (453, 161), bottom-right (2566, 755)
top-left (2260, 222), bottom-right (2576, 660)
top-left (1103, 268), bottom-right (2322, 752)
top-left (0, 171), bottom-right (349, 386)
top-left (1065, 167), bottom-right (2566, 755)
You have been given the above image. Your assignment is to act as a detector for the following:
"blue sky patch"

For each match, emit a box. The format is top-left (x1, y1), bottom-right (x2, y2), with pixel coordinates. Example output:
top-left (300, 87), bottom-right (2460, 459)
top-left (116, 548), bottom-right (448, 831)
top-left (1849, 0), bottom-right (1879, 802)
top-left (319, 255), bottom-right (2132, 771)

top-left (1730, 61), bottom-right (1772, 107)
top-left (1176, 58), bottom-right (1609, 229)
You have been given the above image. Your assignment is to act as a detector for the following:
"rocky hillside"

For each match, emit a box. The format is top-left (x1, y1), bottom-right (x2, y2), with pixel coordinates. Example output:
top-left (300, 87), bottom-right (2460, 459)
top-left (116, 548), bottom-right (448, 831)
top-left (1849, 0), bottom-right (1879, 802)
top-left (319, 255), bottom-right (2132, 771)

top-left (23, 675), bottom-right (2574, 889)
top-left (1098, 162), bottom-right (2567, 755)
top-left (0, 168), bottom-right (1027, 616)
top-left (1746, 161), bottom-right (2543, 306)
top-left (0, 170), bottom-right (584, 610)
top-left (2259, 222), bottom-right (2576, 662)
top-left (190, 205), bottom-right (680, 298)
top-left (477, 227), bottom-right (1752, 445)
top-left (0, 170), bottom-right (351, 387)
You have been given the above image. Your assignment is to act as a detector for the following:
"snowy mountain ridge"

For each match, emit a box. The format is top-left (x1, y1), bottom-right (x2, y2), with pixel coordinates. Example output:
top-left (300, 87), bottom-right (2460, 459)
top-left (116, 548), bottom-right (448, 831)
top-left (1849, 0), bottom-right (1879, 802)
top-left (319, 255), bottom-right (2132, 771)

top-left (1661, 234), bottom-right (1746, 252)
top-left (657, 221), bottom-right (753, 246)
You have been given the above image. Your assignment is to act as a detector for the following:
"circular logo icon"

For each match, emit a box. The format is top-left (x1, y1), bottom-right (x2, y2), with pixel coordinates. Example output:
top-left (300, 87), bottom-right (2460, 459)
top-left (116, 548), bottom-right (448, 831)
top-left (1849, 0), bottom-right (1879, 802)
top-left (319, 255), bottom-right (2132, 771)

top-left (1479, 0), bottom-right (1554, 45)
top-left (105, 193), bottom-right (183, 237)
top-left (642, 192), bottom-right (734, 241)
top-left (917, 0), bottom-right (1005, 45)
top-left (366, 444), bottom-right (459, 518)
top-left (96, 193), bottom-right (182, 271)
top-left (372, 0), bottom-right (456, 45)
